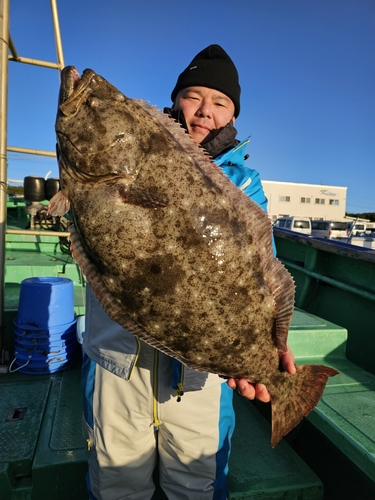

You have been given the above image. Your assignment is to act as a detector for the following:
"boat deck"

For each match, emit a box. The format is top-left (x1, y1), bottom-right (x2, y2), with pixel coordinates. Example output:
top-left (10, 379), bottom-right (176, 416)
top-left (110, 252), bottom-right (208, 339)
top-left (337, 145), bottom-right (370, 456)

top-left (0, 365), bottom-right (87, 499)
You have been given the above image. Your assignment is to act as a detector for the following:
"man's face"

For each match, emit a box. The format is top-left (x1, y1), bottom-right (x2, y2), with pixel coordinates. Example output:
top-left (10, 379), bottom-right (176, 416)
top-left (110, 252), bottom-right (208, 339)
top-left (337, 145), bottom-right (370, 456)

top-left (174, 87), bottom-right (236, 144)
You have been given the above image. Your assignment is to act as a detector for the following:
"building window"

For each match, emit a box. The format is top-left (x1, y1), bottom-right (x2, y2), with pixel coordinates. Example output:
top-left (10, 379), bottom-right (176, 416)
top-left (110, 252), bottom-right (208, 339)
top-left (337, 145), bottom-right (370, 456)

top-left (301, 197), bottom-right (311, 203)
top-left (279, 195), bottom-right (290, 202)
top-left (329, 199), bottom-right (339, 206)
top-left (315, 198), bottom-right (325, 204)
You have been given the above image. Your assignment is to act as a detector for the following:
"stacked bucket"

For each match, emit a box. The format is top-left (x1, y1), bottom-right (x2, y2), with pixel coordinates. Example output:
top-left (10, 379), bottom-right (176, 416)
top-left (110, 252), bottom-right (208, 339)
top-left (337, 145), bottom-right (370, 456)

top-left (12, 277), bottom-right (77, 374)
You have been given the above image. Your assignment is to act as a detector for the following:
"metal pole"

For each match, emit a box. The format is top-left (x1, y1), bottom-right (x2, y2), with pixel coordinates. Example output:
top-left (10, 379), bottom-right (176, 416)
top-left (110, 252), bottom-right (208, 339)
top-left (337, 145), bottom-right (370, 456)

top-left (7, 55), bottom-right (61, 69)
top-left (50, 0), bottom-right (65, 70)
top-left (6, 229), bottom-right (70, 237)
top-left (7, 145), bottom-right (56, 157)
top-left (0, 0), bottom-right (10, 358)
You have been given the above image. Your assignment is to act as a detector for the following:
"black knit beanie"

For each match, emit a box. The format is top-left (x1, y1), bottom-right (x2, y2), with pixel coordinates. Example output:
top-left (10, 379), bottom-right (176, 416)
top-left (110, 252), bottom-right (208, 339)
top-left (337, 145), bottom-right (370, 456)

top-left (171, 44), bottom-right (241, 118)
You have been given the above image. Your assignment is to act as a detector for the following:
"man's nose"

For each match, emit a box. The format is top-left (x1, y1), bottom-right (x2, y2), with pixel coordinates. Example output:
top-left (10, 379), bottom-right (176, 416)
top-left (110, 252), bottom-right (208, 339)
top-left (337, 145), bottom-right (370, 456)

top-left (197, 100), bottom-right (212, 117)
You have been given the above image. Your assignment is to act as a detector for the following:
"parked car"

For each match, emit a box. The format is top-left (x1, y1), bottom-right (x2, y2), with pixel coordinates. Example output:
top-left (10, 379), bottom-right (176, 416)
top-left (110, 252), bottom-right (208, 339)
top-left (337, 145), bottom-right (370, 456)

top-left (273, 217), bottom-right (312, 235)
top-left (311, 220), bottom-right (348, 239)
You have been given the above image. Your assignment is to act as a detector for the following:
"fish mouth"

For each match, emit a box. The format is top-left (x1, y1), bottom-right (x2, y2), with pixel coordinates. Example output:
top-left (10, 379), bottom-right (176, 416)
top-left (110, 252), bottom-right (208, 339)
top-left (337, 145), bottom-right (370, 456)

top-left (56, 67), bottom-right (119, 185)
top-left (58, 66), bottom-right (96, 116)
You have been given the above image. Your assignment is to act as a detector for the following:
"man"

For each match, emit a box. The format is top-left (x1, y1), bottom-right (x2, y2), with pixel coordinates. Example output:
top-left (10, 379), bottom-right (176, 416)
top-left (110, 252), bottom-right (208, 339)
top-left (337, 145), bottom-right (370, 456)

top-left (82, 44), bottom-right (295, 500)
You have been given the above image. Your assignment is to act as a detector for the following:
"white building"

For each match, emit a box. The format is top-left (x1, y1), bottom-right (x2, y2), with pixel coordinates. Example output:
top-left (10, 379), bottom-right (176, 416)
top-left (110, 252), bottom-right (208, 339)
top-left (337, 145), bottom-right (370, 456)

top-left (261, 180), bottom-right (347, 222)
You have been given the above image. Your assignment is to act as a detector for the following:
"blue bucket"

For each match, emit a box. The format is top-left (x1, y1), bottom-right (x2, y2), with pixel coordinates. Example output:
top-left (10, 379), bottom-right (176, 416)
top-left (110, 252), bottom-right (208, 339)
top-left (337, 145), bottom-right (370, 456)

top-left (16, 277), bottom-right (75, 328)
top-left (13, 319), bottom-right (77, 344)
top-left (13, 327), bottom-right (77, 351)
top-left (11, 322), bottom-right (77, 374)
top-left (11, 350), bottom-right (76, 374)
top-left (11, 277), bottom-right (78, 374)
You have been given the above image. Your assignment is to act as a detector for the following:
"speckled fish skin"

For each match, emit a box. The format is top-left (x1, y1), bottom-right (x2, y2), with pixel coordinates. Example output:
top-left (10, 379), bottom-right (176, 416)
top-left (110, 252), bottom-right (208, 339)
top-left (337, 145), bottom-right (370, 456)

top-left (51, 66), bottom-right (339, 447)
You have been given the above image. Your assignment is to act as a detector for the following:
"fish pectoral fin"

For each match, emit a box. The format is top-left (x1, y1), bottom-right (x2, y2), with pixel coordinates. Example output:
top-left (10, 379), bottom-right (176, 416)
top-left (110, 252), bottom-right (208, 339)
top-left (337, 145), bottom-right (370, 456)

top-left (270, 364), bottom-right (339, 447)
top-left (118, 185), bottom-right (169, 209)
top-left (48, 190), bottom-right (71, 217)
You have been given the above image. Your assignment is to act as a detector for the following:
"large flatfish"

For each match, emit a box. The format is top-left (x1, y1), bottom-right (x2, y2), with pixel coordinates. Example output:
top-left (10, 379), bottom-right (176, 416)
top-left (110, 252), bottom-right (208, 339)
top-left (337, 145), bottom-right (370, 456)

top-left (49, 66), bottom-right (338, 447)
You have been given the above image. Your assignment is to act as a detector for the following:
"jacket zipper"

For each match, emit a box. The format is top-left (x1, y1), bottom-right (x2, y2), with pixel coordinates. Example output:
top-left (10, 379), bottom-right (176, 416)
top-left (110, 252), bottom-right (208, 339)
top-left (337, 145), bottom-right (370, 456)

top-left (176, 364), bottom-right (184, 402)
top-left (153, 349), bottom-right (160, 430)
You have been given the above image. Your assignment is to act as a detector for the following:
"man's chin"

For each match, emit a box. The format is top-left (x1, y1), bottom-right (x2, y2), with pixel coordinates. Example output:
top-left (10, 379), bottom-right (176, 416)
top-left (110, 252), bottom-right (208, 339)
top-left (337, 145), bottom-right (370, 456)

top-left (188, 126), bottom-right (214, 145)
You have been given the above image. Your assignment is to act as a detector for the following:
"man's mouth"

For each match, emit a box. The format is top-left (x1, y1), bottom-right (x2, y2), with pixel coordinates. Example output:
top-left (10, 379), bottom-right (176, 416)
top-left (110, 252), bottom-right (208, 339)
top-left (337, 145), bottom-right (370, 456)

top-left (191, 123), bottom-right (211, 132)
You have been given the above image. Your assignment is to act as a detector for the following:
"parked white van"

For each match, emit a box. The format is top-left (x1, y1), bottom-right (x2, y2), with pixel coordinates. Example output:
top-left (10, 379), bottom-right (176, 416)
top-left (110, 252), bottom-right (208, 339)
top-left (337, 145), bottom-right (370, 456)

top-left (273, 217), bottom-right (312, 235)
top-left (311, 220), bottom-right (348, 239)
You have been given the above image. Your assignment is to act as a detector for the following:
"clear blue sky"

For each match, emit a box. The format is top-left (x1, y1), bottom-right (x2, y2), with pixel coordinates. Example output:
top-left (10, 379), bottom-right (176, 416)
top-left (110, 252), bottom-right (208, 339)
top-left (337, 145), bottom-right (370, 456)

top-left (6, 0), bottom-right (375, 213)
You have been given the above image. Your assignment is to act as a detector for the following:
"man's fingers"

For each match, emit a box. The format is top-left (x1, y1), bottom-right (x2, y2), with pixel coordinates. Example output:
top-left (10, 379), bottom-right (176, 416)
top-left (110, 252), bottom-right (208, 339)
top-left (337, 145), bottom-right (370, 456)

top-left (237, 380), bottom-right (256, 400)
top-left (227, 378), bottom-right (271, 402)
top-left (254, 383), bottom-right (271, 403)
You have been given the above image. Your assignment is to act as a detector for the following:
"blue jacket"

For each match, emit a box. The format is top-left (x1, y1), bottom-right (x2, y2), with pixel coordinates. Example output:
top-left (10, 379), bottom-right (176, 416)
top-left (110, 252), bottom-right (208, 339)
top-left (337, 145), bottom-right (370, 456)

top-left (215, 139), bottom-right (268, 213)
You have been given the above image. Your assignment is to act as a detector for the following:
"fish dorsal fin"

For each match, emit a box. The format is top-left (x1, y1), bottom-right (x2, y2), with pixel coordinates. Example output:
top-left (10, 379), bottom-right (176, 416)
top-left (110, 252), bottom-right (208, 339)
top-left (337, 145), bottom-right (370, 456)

top-left (137, 101), bottom-right (295, 352)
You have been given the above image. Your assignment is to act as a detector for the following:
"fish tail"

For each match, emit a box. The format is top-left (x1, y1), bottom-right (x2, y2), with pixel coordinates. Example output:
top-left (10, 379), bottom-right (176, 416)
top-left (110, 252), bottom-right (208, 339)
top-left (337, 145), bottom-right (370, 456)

top-left (271, 364), bottom-right (339, 447)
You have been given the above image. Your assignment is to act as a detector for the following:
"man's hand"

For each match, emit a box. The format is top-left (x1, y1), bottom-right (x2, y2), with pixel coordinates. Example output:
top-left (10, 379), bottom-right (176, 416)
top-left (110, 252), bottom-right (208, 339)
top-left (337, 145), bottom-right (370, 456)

top-left (226, 348), bottom-right (296, 402)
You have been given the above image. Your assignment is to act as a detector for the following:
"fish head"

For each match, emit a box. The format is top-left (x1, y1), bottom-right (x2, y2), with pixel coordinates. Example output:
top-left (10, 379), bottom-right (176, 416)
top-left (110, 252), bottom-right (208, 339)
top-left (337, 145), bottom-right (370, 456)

top-left (55, 66), bottom-right (147, 185)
